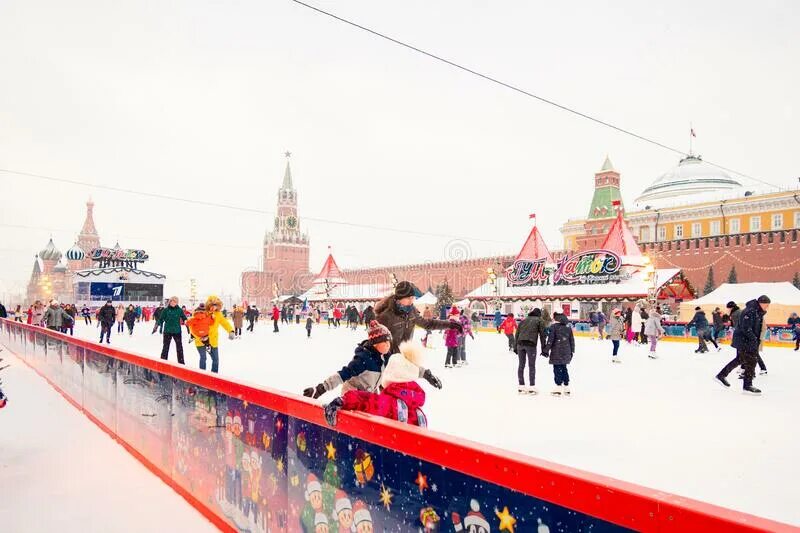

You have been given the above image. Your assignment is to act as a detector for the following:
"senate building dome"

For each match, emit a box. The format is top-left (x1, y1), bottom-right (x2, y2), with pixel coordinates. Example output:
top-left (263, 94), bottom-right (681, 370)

top-left (635, 155), bottom-right (743, 207)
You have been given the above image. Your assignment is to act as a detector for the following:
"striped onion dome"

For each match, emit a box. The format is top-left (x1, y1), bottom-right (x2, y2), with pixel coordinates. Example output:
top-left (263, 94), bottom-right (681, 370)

top-left (66, 244), bottom-right (85, 261)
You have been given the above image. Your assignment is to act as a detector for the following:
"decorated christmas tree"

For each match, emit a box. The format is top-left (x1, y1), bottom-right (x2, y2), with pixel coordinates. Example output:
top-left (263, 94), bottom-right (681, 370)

top-left (703, 267), bottom-right (715, 296)
top-left (727, 265), bottom-right (738, 284)
top-left (321, 458), bottom-right (341, 515)
top-left (434, 279), bottom-right (454, 315)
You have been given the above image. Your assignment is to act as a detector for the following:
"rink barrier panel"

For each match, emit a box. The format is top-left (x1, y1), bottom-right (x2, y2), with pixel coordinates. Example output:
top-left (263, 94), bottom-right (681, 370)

top-left (1, 319), bottom-right (795, 533)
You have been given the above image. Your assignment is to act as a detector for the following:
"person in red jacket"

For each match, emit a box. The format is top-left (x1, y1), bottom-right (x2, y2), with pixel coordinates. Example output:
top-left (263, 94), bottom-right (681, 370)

top-left (500, 314), bottom-right (518, 352)
top-left (271, 305), bottom-right (280, 333)
top-left (332, 307), bottom-right (343, 328)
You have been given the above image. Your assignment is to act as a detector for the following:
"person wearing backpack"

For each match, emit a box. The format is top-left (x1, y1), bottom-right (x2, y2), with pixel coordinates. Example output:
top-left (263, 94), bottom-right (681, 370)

top-left (186, 296), bottom-right (234, 373)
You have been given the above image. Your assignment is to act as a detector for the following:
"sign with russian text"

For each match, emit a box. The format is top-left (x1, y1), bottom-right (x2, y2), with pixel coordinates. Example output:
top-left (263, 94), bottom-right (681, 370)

top-left (89, 247), bottom-right (149, 263)
top-left (507, 249), bottom-right (626, 286)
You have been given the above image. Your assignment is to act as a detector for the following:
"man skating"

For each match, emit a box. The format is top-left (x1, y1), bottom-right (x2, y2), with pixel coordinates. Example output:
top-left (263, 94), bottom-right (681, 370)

top-left (716, 295), bottom-right (770, 395)
top-left (97, 300), bottom-right (116, 343)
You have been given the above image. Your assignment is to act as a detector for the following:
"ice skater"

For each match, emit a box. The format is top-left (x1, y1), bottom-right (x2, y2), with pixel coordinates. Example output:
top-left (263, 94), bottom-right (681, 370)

top-left (186, 296), bottom-right (235, 374)
top-left (98, 300), bottom-right (115, 343)
top-left (444, 316), bottom-right (461, 368)
top-left (545, 313), bottom-right (575, 396)
top-left (302, 320), bottom-right (442, 399)
top-left (116, 304), bottom-right (125, 333)
top-left (305, 315), bottom-right (313, 338)
top-left (124, 305), bottom-right (137, 335)
top-left (644, 306), bottom-right (665, 359)
top-left (515, 308), bottom-right (545, 393)
top-left (716, 295), bottom-right (770, 395)
top-left (155, 296), bottom-right (187, 364)
top-left (608, 308), bottom-right (624, 363)
top-left (500, 314), bottom-right (518, 352)
top-left (457, 309), bottom-right (474, 366)
top-left (687, 307), bottom-right (718, 353)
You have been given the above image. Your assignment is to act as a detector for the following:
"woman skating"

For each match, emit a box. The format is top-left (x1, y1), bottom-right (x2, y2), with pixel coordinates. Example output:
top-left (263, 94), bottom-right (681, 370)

top-left (545, 313), bottom-right (575, 397)
top-left (608, 309), bottom-right (625, 363)
top-left (644, 307), bottom-right (666, 359)
top-left (123, 304), bottom-right (137, 335)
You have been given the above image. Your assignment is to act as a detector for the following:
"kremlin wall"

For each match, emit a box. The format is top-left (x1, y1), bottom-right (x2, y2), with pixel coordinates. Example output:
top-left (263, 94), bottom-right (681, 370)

top-left (242, 154), bottom-right (800, 306)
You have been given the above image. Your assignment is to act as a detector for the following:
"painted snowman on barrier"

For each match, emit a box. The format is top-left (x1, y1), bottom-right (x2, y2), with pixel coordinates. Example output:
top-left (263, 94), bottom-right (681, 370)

top-left (452, 499), bottom-right (491, 533)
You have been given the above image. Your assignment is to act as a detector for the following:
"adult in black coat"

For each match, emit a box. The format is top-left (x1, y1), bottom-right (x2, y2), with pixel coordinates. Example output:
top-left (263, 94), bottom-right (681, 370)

top-left (545, 314), bottom-right (575, 394)
top-left (716, 296), bottom-right (770, 394)
top-left (687, 308), bottom-right (717, 353)
top-left (362, 306), bottom-right (376, 329)
top-left (0, 302), bottom-right (7, 319)
top-left (514, 309), bottom-right (546, 390)
top-left (97, 300), bottom-right (116, 343)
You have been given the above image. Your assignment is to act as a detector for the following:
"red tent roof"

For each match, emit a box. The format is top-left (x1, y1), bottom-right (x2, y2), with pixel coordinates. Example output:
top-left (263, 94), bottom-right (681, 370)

top-left (313, 252), bottom-right (347, 284)
top-left (600, 210), bottom-right (642, 258)
top-left (515, 224), bottom-right (554, 263)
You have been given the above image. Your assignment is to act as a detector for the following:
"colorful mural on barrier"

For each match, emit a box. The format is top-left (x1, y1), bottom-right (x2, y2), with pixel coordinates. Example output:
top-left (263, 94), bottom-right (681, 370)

top-left (1, 319), bottom-right (791, 533)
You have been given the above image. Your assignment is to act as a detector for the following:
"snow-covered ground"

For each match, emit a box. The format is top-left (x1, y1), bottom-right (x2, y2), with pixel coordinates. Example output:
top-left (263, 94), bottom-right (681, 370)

top-left (62, 321), bottom-right (800, 525)
top-left (0, 347), bottom-right (218, 533)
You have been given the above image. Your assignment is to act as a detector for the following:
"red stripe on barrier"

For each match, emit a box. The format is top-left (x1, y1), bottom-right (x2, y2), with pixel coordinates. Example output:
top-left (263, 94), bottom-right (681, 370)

top-left (2, 320), bottom-right (796, 532)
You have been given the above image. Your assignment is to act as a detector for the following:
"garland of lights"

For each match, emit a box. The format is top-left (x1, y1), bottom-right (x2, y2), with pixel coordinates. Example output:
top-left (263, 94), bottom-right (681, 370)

top-left (75, 267), bottom-right (166, 279)
top-left (653, 250), bottom-right (800, 273)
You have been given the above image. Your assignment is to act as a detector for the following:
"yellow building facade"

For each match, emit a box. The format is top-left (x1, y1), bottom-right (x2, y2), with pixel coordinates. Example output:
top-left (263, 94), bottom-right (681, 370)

top-left (562, 155), bottom-right (800, 250)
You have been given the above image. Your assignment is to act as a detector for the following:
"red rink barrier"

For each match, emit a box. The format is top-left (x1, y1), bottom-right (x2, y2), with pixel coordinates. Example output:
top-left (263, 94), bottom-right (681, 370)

top-left (1, 319), bottom-right (795, 532)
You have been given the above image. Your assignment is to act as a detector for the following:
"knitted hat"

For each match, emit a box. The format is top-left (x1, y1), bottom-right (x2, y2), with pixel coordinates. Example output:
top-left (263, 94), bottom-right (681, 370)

top-left (304, 473), bottom-right (321, 500)
top-left (463, 499), bottom-right (490, 531)
top-left (757, 295), bottom-right (771, 304)
top-left (353, 500), bottom-right (371, 525)
top-left (314, 512), bottom-right (328, 526)
top-left (367, 320), bottom-right (392, 345)
top-left (449, 306), bottom-right (460, 316)
top-left (197, 303), bottom-right (206, 311)
top-left (394, 281), bottom-right (422, 299)
top-left (334, 490), bottom-right (352, 514)
top-left (726, 301), bottom-right (736, 309)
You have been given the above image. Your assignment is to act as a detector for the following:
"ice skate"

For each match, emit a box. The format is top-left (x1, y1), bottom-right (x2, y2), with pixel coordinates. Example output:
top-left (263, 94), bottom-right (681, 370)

top-left (526, 386), bottom-right (538, 395)
top-left (550, 386), bottom-right (563, 397)
top-left (444, 364), bottom-right (454, 369)
top-left (648, 352), bottom-right (658, 359)
top-left (759, 370), bottom-right (768, 375)
top-left (563, 386), bottom-right (571, 397)
top-left (743, 385), bottom-right (762, 395)
top-left (715, 374), bottom-right (730, 388)
top-left (611, 356), bottom-right (622, 363)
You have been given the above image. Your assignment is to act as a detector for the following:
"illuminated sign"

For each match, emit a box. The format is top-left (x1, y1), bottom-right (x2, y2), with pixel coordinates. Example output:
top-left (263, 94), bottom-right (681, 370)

top-left (507, 250), bottom-right (627, 286)
top-left (89, 248), bottom-right (149, 262)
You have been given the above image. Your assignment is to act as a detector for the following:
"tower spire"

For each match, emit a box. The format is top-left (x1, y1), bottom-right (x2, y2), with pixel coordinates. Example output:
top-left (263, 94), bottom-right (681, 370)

top-left (282, 151), bottom-right (293, 190)
top-left (80, 198), bottom-right (98, 236)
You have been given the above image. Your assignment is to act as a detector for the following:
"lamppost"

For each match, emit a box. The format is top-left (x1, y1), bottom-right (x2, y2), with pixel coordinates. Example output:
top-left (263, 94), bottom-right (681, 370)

top-left (643, 256), bottom-right (657, 304)
top-left (189, 278), bottom-right (197, 308)
top-left (486, 267), bottom-right (500, 311)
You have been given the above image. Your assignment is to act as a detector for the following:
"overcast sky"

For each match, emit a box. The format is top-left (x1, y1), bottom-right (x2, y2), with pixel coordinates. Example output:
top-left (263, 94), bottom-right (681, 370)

top-left (1, 0), bottom-right (798, 300)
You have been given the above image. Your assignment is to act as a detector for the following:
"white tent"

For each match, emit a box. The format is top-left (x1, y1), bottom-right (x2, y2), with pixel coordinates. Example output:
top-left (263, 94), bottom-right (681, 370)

top-left (416, 292), bottom-right (437, 305)
top-left (679, 282), bottom-right (800, 324)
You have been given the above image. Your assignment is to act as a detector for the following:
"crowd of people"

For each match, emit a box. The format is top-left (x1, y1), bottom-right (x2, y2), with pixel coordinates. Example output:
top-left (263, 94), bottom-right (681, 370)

top-left (1, 285), bottom-right (799, 412)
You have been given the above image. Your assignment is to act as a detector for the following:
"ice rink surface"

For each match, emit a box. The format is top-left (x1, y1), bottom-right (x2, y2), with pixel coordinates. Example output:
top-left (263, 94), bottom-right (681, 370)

top-left (0, 346), bottom-right (218, 533)
top-left (60, 319), bottom-right (800, 525)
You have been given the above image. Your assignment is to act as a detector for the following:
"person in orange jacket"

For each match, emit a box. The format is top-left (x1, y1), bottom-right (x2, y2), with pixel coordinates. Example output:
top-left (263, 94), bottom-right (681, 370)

top-left (500, 314), bottom-right (518, 352)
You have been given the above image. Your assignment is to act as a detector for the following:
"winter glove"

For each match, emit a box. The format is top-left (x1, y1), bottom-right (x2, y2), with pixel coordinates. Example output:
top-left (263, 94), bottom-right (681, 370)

top-left (422, 369), bottom-right (442, 389)
top-left (303, 383), bottom-right (327, 399)
top-left (228, 331), bottom-right (235, 340)
top-left (323, 397), bottom-right (344, 426)
top-left (448, 322), bottom-right (464, 334)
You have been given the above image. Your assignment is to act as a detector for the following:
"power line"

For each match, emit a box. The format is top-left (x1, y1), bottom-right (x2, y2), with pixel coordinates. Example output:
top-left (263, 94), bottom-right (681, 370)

top-left (288, 0), bottom-right (783, 191)
top-left (0, 169), bottom-right (513, 245)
